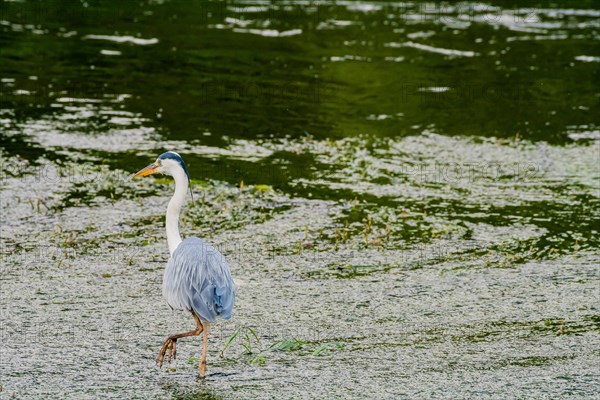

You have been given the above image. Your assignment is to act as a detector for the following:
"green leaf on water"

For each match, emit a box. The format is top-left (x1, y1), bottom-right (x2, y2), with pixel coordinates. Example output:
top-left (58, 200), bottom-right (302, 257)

top-left (250, 355), bottom-right (266, 366)
top-left (247, 326), bottom-right (259, 343)
top-left (271, 338), bottom-right (303, 351)
top-left (187, 357), bottom-right (200, 364)
top-left (313, 342), bottom-right (344, 356)
top-left (254, 184), bottom-right (271, 192)
top-left (241, 342), bottom-right (253, 355)
top-left (220, 328), bottom-right (239, 358)
top-left (312, 344), bottom-right (329, 356)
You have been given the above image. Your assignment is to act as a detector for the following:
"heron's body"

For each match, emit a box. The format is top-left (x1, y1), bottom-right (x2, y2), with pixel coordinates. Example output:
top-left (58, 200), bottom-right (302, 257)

top-left (134, 151), bottom-right (236, 378)
top-left (164, 237), bottom-right (235, 322)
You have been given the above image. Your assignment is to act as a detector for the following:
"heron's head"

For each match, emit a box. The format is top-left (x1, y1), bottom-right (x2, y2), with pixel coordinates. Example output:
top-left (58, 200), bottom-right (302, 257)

top-left (133, 151), bottom-right (190, 181)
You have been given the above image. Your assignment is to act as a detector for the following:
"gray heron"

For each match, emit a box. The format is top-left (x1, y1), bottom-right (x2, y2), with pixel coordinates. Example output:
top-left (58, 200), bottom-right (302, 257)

top-left (134, 151), bottom-right (236, 378)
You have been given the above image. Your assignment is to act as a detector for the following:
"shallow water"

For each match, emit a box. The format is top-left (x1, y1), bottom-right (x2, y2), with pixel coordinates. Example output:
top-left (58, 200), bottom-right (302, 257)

top-left (1, 1), bottom-right (599, 399)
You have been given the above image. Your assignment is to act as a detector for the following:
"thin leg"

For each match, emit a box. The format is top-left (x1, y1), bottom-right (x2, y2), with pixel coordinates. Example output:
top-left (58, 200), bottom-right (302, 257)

top-left (199, 322), bottom-right (210, 378)
top-left (156, 312), bottom-right (203, 368)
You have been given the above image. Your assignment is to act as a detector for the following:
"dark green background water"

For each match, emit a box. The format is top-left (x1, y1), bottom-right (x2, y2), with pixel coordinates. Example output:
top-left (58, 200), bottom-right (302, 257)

top-left (1, 1), bottom-right (599, 399)
top-left (2, 0), bottom-right (599, 149)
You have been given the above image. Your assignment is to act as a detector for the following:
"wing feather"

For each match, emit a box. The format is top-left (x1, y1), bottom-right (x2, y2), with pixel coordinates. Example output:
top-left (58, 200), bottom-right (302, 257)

top-left (163, 237), bottom-right (236, 322)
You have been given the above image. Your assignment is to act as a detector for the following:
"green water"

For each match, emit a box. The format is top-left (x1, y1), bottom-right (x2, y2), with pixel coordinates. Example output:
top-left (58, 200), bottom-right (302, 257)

top-left (1, 1), bottom-right (599, 399)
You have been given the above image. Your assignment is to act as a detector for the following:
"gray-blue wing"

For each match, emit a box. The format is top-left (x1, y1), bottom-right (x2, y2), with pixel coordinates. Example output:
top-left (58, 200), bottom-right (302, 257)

top-left (162, 237), bottom-right (236, 323)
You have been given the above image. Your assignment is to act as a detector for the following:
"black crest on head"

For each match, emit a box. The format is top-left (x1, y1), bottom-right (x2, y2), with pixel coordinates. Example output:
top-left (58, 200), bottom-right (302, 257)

top-left (158, 151), bottom-right (190, 181)
top-left (159, 151), bottom-right (194, 202)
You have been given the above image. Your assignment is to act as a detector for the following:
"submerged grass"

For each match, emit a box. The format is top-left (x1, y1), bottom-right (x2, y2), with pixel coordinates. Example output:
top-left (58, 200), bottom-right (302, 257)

top-left (219, 326), bottom-right (346, 367)
top-left (184, 181), bottom-right (293, 236)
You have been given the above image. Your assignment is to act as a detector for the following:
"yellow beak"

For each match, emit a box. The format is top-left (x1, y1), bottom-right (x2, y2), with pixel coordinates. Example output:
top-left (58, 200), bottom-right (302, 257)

top-left (133, 163), bottom-right (159, 178)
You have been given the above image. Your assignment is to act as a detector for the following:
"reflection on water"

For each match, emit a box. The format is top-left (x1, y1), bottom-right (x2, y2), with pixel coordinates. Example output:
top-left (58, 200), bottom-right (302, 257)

top-left (1, 0), bottom-right (599, 145)
top-left (0, 1), bottom-right (599, 399)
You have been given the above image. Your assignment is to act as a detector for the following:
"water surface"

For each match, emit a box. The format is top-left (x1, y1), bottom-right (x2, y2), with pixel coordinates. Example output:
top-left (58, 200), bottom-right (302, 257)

top-left (1, 1), bottom-right (599, 399)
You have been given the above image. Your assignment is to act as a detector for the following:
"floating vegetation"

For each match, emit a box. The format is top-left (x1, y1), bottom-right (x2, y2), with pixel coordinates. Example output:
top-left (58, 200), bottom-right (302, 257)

top-left (184, 181), bottom-right (293, 235)
top-left (220, 327), bottom-right (345, 366)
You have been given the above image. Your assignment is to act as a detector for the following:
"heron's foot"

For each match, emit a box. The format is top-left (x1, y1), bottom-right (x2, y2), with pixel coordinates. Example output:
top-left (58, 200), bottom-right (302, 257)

top-left (168, 339), bottom-right (177, 363)
top-left (156, 338), bottom-right (177, 368)
top-left (199, 359), bottom-right (206, 379)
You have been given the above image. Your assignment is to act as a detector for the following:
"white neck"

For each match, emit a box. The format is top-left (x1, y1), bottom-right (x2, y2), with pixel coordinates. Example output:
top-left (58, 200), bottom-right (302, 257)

top-left (166, 166), bottom-right (189, 256)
